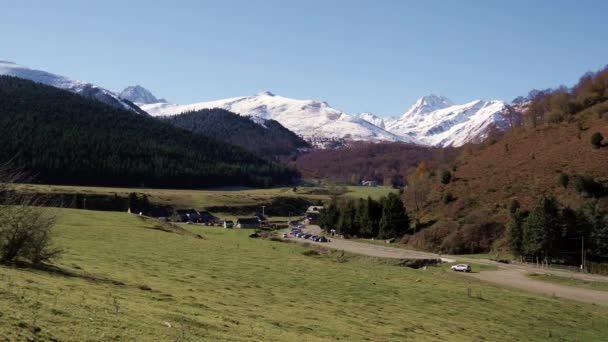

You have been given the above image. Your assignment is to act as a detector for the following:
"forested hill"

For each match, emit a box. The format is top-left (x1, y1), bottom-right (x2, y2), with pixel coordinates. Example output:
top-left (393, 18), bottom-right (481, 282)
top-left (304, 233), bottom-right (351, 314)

top-left (162, 108), bottom-right (310, 159)
top-left (0, 76), bottom-right (298, 188)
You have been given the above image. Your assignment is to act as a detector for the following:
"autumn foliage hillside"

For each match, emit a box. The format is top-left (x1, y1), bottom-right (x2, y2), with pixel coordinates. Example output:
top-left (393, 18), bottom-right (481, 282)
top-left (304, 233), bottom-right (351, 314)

top-left (405, 66), bottom-right (608, 254)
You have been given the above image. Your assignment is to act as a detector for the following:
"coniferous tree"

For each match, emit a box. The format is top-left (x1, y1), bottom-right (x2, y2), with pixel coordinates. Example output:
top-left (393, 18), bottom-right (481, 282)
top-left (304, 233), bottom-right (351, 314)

top-left (378, 193), bottom-right (409, 239)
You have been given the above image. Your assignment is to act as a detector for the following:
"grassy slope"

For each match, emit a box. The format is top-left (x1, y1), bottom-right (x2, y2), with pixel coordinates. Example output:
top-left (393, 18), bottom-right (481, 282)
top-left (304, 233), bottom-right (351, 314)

top-left (1, 209), bottom-right (608, 341)
top-left (14, 184), bottom-right (395, 210)
top-left (14, 184), bottom-right (327, 210)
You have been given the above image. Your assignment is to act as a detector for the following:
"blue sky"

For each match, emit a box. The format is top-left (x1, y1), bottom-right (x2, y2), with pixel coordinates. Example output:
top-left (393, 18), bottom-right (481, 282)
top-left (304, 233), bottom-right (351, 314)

top-left (2, 0), bottom-right (607, 116)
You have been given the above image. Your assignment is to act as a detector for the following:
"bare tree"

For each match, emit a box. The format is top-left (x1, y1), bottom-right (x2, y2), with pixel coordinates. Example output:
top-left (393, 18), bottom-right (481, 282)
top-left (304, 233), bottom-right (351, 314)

top-left (0, 163), bottom-right (61, 265)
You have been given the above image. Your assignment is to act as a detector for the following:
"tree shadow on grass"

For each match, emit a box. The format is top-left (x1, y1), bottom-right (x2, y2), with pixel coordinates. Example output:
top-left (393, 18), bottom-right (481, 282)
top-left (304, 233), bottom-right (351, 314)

top-left (5, 260), bottom-right (126, 286)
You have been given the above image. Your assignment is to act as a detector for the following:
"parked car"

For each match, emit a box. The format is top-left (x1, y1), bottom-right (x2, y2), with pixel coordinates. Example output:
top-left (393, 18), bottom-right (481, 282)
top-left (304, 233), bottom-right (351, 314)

top-left (451, 264), bottom-right (471, 272)
top-left (223, 220), bottom-right (234, 228)
top-left (282, 233), bottom-right (288, 238)
top-left (317, 236), bottom-right (329, 242)
top-left (309, 235), bottom-right (318, 240)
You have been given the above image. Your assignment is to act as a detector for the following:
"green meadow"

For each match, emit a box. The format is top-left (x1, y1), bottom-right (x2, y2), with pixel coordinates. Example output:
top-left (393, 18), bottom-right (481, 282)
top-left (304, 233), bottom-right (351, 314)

top-left (1, 208), bottom-right (607, 341)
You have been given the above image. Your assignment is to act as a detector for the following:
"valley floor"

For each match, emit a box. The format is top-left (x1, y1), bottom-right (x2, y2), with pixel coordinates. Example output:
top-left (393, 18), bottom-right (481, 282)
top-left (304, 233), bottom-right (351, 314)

top-left (296, 225), bottom-right (608, 306)
top-left (1, 209), bottom-right (608, 341)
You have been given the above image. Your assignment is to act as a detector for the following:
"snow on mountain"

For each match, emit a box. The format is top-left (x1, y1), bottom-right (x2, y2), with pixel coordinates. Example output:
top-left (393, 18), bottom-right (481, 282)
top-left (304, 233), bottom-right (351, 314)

top-left (142, 91), bottom-right (419, 144)
top-left (401, 94), bottom-right (454, 118)
top-left (356, 112), bottom-right (386, 129)
top-left (0, 60), bottom-right (144, 113)
top-left (386, 95), bottom-right (521, 147)
top-left (119, 85), bottom-right (166, 104)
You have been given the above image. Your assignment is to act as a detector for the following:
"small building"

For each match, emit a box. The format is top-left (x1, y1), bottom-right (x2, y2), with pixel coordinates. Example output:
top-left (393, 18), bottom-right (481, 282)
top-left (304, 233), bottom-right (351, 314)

top-left (199, 211), bottom-right (219, 224)
top-left (236, 217), bottom-right (261, 229)
top-left (148, 207), bottom-right (170, 219)
top-left (254, 212), bottom-right (268, 225)
top-left (304, 206), bottom-right (323, 225)
top-left (176, 209), bottom-right (201, 223)
top-left (361, 180), bottom-right (378, 187)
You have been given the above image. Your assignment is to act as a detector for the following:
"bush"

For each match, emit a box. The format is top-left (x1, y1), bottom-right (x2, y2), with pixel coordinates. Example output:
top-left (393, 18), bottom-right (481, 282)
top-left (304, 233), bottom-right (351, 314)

top-left (0, 204), bottom-right (60, 265)
top-left (591, 132), bottom-right (604, 148)
top-left (558, 173), bottom-right (570, 189)
top-left (440, 170), bottom-right (452, 185)
top-left (442, 192), bottom-right (455, 204)
top-left (573, 174), bottom-right (605, 197)
top-left (0, 166), bottom-right (61, 265)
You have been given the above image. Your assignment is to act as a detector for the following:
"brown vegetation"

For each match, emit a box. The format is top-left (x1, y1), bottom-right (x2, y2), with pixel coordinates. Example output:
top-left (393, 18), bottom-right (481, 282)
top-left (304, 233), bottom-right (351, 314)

top-left (294, 141), bottom-right (458, 185)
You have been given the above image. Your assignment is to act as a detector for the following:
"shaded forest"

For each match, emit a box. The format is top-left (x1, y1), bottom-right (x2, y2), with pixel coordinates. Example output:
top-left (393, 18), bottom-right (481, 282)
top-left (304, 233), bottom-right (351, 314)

top-left (0, 76), bottom-right (298, 188)
top-left (162, 108), bottom-right (310, 160)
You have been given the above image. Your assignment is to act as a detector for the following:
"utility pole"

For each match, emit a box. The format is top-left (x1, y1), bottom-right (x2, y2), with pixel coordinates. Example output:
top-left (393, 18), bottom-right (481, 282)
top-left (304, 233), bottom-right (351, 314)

top-left (261, 205), bottom-right (265, 217)
top-left (581, 236), bottom-right (585, 271)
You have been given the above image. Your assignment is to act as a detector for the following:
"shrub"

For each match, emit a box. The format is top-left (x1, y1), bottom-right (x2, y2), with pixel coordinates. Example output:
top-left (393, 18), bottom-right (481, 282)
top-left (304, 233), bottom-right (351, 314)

top-left (591, 132), bottom-right (604, 148)
top-left (0, 166), bottom-right (61, 265)
top-left (440, 170), bottom-right (452, 184)
top-left (508, 199), bottom-right (520, 214)
top-left (0, 204), bottom-right (61, 265)
top-left (442, 192), bottom-right (455, 204)
top-left (558, 173), bottom-right (570, 189)
top-left (573, 174), bottom-right (604, 197)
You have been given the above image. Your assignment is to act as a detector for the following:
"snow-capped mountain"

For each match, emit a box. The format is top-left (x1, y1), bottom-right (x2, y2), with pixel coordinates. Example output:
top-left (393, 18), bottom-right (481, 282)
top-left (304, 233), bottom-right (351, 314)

top-left (384, 94), bottom-right (521, 147)
top-left (142, 91), bottom-right (419, 144)
top-left (356, 112), bottom-right (386, 129)
top-left (119, 85), bottom-right (166, 104)
top-left (0, 60), bottom-right (144, 113)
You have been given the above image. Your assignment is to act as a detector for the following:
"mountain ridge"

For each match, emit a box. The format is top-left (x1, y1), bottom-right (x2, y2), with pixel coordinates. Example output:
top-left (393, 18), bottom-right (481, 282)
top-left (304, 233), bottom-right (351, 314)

top-left (0, 60), bottom-right (145, 114)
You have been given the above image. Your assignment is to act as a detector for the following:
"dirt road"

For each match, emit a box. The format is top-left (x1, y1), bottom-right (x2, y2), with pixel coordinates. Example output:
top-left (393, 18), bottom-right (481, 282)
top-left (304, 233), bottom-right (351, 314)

top-left (466, 269), bottom-right (608, 306)
top-left (288, 225), bottom-right (608, 306)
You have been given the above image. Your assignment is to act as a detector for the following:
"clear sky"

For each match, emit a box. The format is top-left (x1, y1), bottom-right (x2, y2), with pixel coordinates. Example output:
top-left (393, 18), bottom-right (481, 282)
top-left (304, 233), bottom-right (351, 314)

top-left (2, 0), bottom-right (607, 116)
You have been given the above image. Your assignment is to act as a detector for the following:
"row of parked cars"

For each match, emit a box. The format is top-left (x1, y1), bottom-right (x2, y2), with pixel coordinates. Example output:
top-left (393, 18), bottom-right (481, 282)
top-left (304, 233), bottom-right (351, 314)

top-left (289, 228), bottom-right (330, 243)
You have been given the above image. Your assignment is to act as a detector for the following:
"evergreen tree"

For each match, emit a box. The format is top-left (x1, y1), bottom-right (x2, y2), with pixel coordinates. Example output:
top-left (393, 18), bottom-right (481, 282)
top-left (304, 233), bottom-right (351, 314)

top-left (522, 196), bottom-right (563, 264)
top-left (378, 193), bottom-right (409, 239)
top-left (508, 209), bottom-right (525, 257)
top-left (440, 170), bottom-right (452, 184)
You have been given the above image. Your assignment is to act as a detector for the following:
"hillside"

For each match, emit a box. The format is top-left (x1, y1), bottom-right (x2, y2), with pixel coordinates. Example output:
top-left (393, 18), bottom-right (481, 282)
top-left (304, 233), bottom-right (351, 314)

top-left (404, 67), bottom-right (608, 254)
top-left (1, 208), bottom-right (607, 341)
top-left (0, 76), bottom-right (297, 188)
top-left (295, 141), bottom-right (458, 185)
top-left (162, 108), bottom-right (310, 159)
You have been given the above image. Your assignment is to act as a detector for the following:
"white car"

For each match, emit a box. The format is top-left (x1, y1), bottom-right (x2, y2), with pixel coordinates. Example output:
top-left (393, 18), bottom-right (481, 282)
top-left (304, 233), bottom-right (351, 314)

top-left (451, 264), bottom-right (471, 272)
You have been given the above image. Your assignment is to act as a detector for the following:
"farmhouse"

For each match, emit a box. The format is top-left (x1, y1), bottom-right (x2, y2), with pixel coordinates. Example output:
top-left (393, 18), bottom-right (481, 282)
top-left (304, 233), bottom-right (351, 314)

top-left (199, 211), bottom-right (219, 224)
top-left (176, 209), bottom-right (201, 222)
top-left (236, 217), bottom-right (261, 229)
top-left (304, 206), bottom-right (323, 225)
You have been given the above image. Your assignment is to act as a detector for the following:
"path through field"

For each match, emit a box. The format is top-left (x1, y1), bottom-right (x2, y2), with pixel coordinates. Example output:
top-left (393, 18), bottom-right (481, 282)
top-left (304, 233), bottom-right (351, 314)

top-left (292, 225), bottom-right (608, 306)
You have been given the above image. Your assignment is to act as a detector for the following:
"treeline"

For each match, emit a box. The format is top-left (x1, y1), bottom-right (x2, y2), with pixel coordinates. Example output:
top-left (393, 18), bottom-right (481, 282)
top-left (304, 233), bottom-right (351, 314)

top-left (318, 193), bottom-right (409, 239)
top-left (295, 141), bottom-right (458, 186)
top-left (162, 108), bottom-right (310, 160)
top-left (525, 65), bottom-right (608, 126)
top-left (0, 76), bottom-right (298, 188)
top-left (509, 196), bottom-right (608, 269)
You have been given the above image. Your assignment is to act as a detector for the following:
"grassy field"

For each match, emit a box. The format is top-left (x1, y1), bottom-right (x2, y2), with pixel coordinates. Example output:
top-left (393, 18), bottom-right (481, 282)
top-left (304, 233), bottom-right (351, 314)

top-left (528, 273), bottom-right (608, 292)
top-left (1, 208), bottom-right (608, 341)
top-left (342, 185), bottom-right (397, 200)
top-left (13, 184), bottom-right (395, 211)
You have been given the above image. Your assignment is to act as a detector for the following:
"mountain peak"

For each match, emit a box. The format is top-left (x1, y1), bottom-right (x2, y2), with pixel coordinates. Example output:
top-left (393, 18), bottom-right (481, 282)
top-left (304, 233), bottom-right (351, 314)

top-left (119, 85), bottom-right (164, 104)
top-left (256, 91), bottom-right (275, 97)
top-left (402, 94), bottom-right (453, 118)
